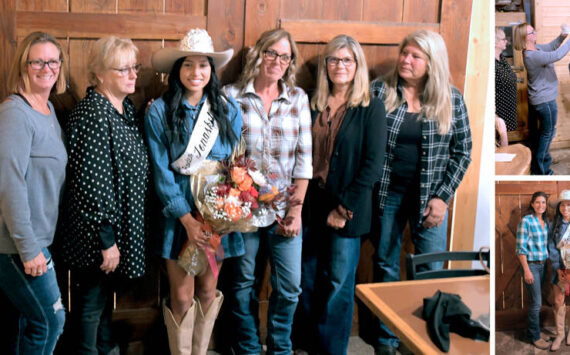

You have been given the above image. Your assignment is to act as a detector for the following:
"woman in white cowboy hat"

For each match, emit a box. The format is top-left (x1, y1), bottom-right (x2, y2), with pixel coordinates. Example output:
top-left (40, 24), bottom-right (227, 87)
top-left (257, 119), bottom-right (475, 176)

top-left (548, 189), bottom-right (570, 351)
top-left (144, 28), bottom-right (242, 355)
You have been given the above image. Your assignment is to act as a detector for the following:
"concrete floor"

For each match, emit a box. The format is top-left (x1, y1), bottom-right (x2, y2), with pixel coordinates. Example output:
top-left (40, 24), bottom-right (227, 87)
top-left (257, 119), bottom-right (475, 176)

top-left (495, 328), bottom-right (570, 355)
top-left (550, 148), bottom-right (570, 175)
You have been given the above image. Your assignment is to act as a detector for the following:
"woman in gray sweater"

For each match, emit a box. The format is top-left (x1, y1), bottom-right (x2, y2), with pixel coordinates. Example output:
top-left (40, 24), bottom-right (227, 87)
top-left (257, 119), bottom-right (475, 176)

top-left (0, 32), bottom-right (68, 354)
top-left (514, 23), bottom-right (570, 175)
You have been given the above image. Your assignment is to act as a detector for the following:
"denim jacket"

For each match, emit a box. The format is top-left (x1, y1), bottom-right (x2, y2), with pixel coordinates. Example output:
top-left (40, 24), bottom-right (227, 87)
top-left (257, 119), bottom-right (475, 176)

top-left (144, 94), bottom-right (244, 258)
top-left (549, 219), bottom-right (569, 272)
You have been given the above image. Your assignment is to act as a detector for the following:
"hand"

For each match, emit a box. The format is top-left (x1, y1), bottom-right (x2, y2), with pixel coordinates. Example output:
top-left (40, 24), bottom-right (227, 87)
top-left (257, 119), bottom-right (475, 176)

top-left (561, 24), bottom-right (569, 36)
top-left (326, 208), bottom-right (347, 230)
top-left (180, 213), bottom-right (209, 248)
top-left (145, 99), bottom-right (155, 114)
top-left (100, 244), bottom-right (120, 274)
top-left (524, 269), bottom-right (535, 284)
top-left (422, 198), bottom-right (448, 228)
top-left (276, 208), bottom-right (302, 237)
top-left (23, 251), bottom-right (47, 277)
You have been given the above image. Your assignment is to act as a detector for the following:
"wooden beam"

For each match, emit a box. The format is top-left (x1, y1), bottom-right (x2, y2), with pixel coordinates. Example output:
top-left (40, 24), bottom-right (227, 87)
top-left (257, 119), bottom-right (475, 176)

top-left (448, 0), bottom-right (485, 255)
top-left (281, 19), bottom-right (439, 44)
top-left (0, 0), bottom-right (16, 100)
top-left (495, 182), bottom-right (558, 195)
top-left (15, 12), bottom-right (205, 39)
top-left (439, 0), bottom-right (473, 91)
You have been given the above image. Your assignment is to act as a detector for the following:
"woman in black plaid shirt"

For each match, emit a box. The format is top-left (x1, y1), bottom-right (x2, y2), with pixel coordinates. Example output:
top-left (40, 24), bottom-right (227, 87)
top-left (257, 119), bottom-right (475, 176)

top-left (370, 29), bottom-right (472, 355)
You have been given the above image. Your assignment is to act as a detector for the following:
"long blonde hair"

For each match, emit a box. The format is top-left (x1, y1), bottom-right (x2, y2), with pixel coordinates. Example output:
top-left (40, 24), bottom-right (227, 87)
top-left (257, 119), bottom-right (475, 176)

top-left (311, 34), bottom-right (370, 111)
top-left (383, 30), bottom-right (452, 135)
top-left (235, 28), bottom-right (299, 92)
top-left (7, 31), bottom-right (68, 95)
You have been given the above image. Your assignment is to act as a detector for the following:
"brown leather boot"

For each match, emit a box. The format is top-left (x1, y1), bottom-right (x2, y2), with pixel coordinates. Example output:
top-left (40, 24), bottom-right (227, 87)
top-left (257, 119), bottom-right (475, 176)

top-left (534, 338), bottom-right (551, 350)
top-left (552, 306), bottom-right (566, 351)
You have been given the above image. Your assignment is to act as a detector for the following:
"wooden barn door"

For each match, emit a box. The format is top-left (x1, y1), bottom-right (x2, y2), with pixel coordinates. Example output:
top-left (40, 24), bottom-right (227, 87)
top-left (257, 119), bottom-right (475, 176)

top-left (495, 181), bottom-right (570, 330)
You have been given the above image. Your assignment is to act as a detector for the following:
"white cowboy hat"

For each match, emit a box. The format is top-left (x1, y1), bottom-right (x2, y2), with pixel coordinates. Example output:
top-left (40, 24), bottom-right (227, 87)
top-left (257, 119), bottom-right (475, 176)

top-left (151, 28), bottom-right (233, 73)
top-left (560, 190), bottom-right (570, 201)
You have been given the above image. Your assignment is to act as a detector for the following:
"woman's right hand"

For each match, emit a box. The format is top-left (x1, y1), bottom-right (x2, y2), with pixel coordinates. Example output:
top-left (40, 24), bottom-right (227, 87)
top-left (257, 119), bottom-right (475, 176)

top-left (180, 213), bottom-right (208, 248)
top-left (23, 251), bottom-right (47, 277)
top-left (524, 269), bottom-right (535, 284)
top-left (101, 244), bottom-right (120, 274)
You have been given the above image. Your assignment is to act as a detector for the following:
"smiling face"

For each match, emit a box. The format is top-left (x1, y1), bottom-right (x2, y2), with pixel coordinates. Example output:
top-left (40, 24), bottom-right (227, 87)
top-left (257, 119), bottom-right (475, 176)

top-left (327, 47), bottom-right (356, 88)
top-left (526, 25), bottom-right (536, 45)
top-left (397, 42), bottom-right (428, 86)
top-left (532, 196), bottom-right (547, 216)
top-left (258, 37), bottom-right (291, 84)
top-left (26, 42), bottom-right (61, 94)
top-left (97, 49), bottom-right (138, 98)
top-left (179, 55), bottom-right (211, 96)
top-left (560, 201), bottom-right (570, 221)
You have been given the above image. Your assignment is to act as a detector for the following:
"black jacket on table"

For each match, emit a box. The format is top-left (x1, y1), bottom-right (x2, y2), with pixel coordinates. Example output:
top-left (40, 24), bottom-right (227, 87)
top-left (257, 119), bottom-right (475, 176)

top-left (304, 97), bottom-right (387, 237)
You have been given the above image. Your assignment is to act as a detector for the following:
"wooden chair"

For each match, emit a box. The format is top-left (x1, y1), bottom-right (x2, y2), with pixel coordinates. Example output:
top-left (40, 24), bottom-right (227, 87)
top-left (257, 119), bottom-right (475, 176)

top-left (405, 250), bottom-right (490, 280)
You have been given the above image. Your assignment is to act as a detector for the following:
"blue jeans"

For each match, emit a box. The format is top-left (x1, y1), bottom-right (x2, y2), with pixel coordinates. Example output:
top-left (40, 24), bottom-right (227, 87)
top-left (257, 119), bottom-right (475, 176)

top-left (523, 262), bottom-right (546, 342)
top-left (374, 190), bottom-right (448, 347)
top-left (0, 248), bottom-right (65, 355)
top-left (295, 226), bottom-right (361, 355)
top-left (529, 100), bottom-right (558, 175)
top-left (69, 269), bottom-right (115, 355)
top-left (229, 224), bottom-right (302, 355)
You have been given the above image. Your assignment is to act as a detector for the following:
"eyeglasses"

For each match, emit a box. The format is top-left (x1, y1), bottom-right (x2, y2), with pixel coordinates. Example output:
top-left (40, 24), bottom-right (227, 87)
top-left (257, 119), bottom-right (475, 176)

top-left (112, 64), bottom-right (141, 76)
top-left (263, 50), bottom-right (292, 64)
top-left (326, 56), bottom-right (355, 67)
top-left (527, 30), bottom-right (536, 35)
top-left (27, 59), bottom-right (62, 70)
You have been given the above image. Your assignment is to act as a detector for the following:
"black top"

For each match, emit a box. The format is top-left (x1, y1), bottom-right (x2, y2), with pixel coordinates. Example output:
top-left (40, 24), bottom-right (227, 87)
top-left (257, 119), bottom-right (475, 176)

top-left (495, 54), bottom-right (518, 131)
top-left (60, 87), bottom-right (150, 279)
top-left (389, 111), bottom-right (421, 193)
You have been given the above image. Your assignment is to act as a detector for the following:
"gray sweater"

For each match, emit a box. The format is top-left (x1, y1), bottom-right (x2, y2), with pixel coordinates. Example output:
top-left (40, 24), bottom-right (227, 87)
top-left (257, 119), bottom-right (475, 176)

top-left (0, 95), bottom-right (67, 261)
top-left (524, 35), bottom-right (570, 105)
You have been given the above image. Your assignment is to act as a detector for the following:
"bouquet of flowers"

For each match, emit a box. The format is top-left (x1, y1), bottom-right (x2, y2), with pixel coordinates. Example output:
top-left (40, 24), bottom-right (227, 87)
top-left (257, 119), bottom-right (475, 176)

top-left (178, 156), bottom-right (297, 277)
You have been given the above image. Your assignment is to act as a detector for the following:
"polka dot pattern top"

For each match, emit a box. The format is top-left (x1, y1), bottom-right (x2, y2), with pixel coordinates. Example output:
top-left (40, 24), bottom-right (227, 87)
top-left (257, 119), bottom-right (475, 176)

top-left (495, 55), bottom-right (518, 131)
top-left (61, 87), bottom-right (150, 279)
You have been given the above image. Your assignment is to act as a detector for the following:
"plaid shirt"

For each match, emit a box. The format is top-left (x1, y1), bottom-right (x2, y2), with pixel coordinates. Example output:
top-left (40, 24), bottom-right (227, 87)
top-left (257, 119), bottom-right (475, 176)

top-left (223, 81), bottom-right (313, 181)
top-left (516, 214), bottom-right (549, 261)
top-left (371, 80), bottom-right (472, 225)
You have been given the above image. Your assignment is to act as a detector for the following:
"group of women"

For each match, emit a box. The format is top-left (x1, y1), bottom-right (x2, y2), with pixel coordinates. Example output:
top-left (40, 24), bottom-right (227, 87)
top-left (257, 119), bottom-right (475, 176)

top-left (516, 190), bottom-right (570, 351)
top-left (0, 26), bottom-right (471, 355)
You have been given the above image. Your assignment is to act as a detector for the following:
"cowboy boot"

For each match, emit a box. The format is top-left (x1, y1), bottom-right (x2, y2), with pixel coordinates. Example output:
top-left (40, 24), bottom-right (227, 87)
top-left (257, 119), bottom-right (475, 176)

top-left (552, 306), bottom-right (566, 351)
top-left (163, 298), bottom-right (196, 355)
top-left (192, 290), bottom-right (224, 355)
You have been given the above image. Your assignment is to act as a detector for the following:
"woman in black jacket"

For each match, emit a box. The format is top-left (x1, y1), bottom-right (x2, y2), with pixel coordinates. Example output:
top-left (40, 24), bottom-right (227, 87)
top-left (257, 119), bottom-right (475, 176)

top-left (293, 34), bottom-right (387, 355)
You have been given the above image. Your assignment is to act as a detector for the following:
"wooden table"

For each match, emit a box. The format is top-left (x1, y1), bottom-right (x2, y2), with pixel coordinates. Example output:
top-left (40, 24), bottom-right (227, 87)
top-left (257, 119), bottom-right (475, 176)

top-left (356, 275), bottom-right (490, 355)
top-left (495, 143), bottom-right (531, 175)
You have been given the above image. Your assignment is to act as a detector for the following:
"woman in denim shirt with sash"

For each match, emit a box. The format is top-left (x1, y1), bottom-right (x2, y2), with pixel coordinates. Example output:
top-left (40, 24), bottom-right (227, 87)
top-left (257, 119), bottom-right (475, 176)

top-left (145, 29), bottom-right (242, 355)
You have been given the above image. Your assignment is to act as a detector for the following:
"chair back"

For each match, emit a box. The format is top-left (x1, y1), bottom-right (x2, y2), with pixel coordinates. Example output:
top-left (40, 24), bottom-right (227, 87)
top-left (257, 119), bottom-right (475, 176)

top-left (405, 250), bottom-right (490, 280)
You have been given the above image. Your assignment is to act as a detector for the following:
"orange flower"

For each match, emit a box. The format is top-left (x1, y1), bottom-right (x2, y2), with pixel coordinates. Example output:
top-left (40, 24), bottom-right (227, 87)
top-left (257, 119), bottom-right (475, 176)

top-left (229, 188), bottom-right (241, 198)
top-left (259, 186), bottom-right (279, 202)
top-left (231, 167), bottom-right (247, 185)
top-left (238, 175), bottom-right (253, 191)
top-left (224, 201), bottom-right (242, 221)
top-left (215, 197), bottom-right (224, 210)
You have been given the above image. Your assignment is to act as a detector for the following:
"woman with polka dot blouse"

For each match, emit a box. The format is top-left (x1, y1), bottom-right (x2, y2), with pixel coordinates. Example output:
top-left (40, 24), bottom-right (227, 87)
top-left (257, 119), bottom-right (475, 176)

top-left (145, 29), bottom-right (242, 354)
top-left (60, 36), bottom-right (149, 354)
top-left (495, 27), bottom-right (518, 147)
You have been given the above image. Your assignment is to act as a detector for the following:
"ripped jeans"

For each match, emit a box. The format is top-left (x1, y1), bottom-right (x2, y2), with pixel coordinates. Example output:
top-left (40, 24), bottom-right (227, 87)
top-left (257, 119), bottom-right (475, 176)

top-left (0, 247), bottom-right (65, 354)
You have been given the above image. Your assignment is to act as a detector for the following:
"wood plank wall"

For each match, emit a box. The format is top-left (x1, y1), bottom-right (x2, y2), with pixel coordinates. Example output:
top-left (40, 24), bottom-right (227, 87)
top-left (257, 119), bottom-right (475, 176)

top-left (0, 0), bottom-right (482, 350)
top-left (495, 181), bottom-right (570, 330)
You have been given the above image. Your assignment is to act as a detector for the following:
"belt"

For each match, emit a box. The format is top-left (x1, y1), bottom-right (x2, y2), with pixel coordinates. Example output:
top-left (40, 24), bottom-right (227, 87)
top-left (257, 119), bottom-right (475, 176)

top-left (528, 260), bottom-right (546, 264)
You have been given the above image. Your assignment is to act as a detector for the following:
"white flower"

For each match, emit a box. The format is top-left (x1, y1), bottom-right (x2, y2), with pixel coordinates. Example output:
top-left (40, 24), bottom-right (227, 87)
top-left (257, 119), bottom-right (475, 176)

top-left (248, 169), bottom-right (267, 187)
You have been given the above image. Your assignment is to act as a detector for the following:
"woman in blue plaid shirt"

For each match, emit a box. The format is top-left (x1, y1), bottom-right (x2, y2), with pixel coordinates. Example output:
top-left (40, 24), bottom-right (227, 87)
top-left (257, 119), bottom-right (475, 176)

top-left (370, 30), bottom-right (472, 355)
top-left (516, 191), bottom-right (549, 350)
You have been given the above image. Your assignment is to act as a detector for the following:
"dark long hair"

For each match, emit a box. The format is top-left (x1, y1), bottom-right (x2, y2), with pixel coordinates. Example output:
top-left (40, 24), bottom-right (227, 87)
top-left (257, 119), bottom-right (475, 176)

top-left (551, 201), bottom-right (566, 241)
top-left (163, 56), bottom-right (237, 146)
top-left (524, 191), bottom-right (548, 220)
